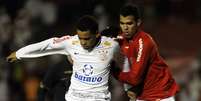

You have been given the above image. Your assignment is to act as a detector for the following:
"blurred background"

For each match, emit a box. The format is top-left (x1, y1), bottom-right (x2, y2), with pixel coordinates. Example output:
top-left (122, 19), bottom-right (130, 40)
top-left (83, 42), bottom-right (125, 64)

top-left (0, 0), bottom-right (201, 101)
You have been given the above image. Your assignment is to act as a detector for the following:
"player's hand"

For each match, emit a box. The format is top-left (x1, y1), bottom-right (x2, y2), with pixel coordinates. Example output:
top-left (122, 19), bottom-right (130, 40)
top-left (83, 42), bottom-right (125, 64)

top-left (6, 52), bottom-right (17, 62)
top-left (127, 90), bottom-right (137, 101)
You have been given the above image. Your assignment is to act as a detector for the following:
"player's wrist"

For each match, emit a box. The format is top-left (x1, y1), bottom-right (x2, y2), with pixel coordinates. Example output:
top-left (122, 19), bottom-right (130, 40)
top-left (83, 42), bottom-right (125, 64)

top-left (127, 90), bottom-right (137, 100)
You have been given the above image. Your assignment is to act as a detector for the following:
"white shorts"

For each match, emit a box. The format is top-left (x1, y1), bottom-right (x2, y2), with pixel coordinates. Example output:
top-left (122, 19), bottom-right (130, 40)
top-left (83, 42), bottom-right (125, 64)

top-left (65, 88), bottom-right (111, 101)
top-left (136, 96), bottom-right (175, 101)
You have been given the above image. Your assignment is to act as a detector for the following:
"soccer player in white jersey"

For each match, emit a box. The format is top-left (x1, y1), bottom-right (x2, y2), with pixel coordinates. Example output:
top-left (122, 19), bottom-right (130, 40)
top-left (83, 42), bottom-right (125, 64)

top-left (6, 15), bottom-right (128, 101)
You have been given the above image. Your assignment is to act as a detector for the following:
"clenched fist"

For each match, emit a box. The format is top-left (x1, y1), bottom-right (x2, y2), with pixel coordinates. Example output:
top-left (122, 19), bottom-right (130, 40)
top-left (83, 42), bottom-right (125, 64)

top-left (127, 90), bottom-right (136, 101)
top-left (6, 52), bottom-right (17, 62)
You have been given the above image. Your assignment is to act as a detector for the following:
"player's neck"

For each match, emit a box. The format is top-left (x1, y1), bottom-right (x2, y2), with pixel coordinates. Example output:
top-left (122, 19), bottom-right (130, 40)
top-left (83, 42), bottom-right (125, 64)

top-left (126, 30), bottom-right (139, 42)
top-left (88, 36), bottom-right (101, 52)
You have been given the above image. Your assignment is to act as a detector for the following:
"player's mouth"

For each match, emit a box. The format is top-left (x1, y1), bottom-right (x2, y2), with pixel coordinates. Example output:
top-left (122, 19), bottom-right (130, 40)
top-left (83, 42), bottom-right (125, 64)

top-left (124, 32), bottom-right (130, 36)
top-left (123, 32), bottom-right (133, 39)
top-left (124, 32), bottom-right (129, 35)
top-left (83, 46), bottom-right (90, 49)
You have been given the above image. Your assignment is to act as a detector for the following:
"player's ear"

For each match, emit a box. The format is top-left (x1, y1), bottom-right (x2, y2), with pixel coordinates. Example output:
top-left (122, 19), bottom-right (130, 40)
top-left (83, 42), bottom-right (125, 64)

top-left (137, 19), bottom-right (142, 27)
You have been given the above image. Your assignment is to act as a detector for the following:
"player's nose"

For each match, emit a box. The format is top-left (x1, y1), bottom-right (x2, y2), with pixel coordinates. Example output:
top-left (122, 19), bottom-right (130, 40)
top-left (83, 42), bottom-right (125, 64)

top-left (80, 41), bottom-right (87, 46)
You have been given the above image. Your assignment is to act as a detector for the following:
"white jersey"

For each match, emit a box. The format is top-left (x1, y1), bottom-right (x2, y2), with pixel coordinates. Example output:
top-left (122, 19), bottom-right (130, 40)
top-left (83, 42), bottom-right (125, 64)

top-left (16, 35), bottom-right (127, 93)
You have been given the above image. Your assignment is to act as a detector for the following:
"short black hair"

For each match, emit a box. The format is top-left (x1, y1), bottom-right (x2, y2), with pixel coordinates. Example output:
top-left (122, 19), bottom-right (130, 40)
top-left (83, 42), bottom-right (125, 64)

top-left (120, 4), bottom-right (141, 21)
top-left (101, 26), bottom-right (120, 37)
top-left (76, 15), bottom-right (98, 34)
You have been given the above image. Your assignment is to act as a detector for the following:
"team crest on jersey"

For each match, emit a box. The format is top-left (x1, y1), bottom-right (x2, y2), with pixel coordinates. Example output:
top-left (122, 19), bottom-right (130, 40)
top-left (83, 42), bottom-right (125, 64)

top-left (74, 64), bottom-right (103, 84)
top-left (83, 64), bottom-right (93, 76)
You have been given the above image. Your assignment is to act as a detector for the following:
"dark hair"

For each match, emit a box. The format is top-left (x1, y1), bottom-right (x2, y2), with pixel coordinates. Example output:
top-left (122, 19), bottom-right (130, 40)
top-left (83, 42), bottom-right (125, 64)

top-left (76, 15), bottom-right (98, 34)
top-left (101, 26), bottom-right (120, 37)
top-left (120, 4), bottom-right (141, 21)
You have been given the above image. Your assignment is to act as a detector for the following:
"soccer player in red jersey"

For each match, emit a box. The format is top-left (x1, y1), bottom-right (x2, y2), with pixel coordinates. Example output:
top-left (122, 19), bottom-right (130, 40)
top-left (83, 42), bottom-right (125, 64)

top-left (117, 4), bottom-right (179, 101)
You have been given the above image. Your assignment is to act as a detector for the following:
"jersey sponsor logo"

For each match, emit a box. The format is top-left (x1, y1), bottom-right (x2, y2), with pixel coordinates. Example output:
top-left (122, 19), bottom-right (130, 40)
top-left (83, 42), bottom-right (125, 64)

top-left (74, 72), bottom-right (103, 84)
top-left (74, 64), bottom-right (103, 84)
top-left (136, 38), bottom-right (143, 62)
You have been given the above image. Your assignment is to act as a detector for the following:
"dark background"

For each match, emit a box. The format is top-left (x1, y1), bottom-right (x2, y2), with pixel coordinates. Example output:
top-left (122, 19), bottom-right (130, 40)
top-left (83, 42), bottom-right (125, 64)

top-left (0, 0), bottom-right (201, 101)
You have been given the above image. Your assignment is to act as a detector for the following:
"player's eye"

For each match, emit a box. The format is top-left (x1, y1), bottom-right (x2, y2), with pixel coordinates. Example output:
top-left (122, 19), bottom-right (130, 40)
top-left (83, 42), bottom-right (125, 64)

top-left (127, 22), bottom-right (133, 25)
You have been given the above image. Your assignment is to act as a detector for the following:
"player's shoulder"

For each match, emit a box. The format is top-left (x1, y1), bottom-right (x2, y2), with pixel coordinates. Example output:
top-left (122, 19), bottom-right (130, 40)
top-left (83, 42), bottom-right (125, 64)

top-left (101, 36), bottom-right (119, 48)
top-left (139, 31), bottom-right (153, 41)
top-left (70, 35), bottom-right (80, 45)
top-left (138, 31), bottom-right (156, 47)
top-left (51, 35), bottom-right (76, 45)
top-left (53, 35), bottom-right (78, 41)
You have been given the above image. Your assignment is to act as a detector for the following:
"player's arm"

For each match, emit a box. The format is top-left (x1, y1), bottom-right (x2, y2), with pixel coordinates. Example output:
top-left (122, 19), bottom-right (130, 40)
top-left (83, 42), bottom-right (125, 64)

top-left (118, 38), bottom-right (155, 86)
top-left (111, 41), bottom-right (129, 74)
top-left (112, 41), bottom-right (137, 100)
top-left (67, 55), bottom-right (73, 64)
top-left (6, 36), bottom-right (70, 62)
top-left (123, 38), bottom-right (158, 99)
top-left (111, 41), bottom-right (131, 83)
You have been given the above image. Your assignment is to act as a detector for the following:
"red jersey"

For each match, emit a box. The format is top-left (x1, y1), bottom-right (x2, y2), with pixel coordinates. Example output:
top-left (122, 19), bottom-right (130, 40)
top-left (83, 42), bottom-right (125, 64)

top-left (118, 30), bottom-right (179, 100)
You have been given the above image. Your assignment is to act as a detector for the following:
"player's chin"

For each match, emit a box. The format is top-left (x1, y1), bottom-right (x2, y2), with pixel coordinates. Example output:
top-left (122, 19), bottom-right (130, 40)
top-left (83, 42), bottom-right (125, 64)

top-left (83, 46), bottom-right (90, 50)
top-left (124, 35), bottom-right (132, 39)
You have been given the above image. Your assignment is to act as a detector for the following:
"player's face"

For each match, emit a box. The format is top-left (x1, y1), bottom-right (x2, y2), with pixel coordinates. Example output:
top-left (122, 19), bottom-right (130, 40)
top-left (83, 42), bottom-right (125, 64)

top-left (120, 15), bottom-right (139, 39)
top-left (77, 30), bottom-right (98, 51)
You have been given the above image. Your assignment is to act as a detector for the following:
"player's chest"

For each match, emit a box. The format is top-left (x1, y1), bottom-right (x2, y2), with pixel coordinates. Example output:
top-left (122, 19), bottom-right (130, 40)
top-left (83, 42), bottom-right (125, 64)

top-left (68, 47), bottom-right (114, 63)
top-left (121, 39), bottom-right (142, 62)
